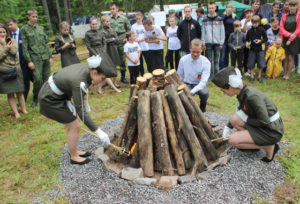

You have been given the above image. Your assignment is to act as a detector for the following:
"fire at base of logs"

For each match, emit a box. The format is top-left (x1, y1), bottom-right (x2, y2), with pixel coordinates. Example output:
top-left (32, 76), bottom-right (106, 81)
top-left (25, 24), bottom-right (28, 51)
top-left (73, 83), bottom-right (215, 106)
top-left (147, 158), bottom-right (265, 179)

top-left (104, 69), bottom-right (228, 185)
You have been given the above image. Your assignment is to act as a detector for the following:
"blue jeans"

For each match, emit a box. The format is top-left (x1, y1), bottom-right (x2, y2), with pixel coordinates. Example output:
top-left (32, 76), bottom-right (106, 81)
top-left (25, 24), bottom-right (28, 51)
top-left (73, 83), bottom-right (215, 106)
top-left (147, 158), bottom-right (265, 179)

top-left (219, 42), bottom-right (230, 69)
top-left (205, 44), bottom-right (220, 77)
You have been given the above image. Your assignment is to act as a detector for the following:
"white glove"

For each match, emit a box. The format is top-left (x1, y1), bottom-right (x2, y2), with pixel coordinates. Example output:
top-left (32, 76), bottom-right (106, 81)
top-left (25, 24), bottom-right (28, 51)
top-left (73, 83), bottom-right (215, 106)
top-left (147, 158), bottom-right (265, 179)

top-left (95, 128), bottom-right (111, 148)
top-left (236, 110), bottom-right (248, 122)
top-left (222, 126), bottom-right (230, 140)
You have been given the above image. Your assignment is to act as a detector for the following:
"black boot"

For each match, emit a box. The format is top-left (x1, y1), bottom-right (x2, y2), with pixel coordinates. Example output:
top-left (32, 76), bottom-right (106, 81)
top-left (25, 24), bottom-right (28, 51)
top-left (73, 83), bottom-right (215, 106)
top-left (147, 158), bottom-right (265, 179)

top-left (200, 102), bottom-right (206, 113)
top-left (120, 70), bottom-right (129, 84)
top-left (31, 96), bottom-right (38, 108)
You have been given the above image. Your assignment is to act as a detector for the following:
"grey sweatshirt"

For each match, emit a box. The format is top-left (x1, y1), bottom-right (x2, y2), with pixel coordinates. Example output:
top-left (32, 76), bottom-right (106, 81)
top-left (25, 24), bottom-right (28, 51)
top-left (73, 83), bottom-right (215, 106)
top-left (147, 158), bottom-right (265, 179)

top-left (228, 31), bottom-right (246, 50)
top-left (201, 14), bottom-right (225, 45)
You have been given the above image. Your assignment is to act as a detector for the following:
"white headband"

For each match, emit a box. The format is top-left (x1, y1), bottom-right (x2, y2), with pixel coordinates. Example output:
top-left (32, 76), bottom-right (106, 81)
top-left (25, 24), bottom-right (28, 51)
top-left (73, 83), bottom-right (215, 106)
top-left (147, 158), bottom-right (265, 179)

top-left (87, 55), bottom-right (102, 69)
top-left (228, 68), bottom-right (243, 89)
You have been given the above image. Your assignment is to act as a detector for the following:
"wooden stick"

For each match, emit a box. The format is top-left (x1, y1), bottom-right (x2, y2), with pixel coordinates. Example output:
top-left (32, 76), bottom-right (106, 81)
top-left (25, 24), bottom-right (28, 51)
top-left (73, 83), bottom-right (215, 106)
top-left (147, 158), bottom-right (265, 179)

top-left (80, 127), bottom-right (130, 156)
top-left (211, 137), bottom-right (225, 142)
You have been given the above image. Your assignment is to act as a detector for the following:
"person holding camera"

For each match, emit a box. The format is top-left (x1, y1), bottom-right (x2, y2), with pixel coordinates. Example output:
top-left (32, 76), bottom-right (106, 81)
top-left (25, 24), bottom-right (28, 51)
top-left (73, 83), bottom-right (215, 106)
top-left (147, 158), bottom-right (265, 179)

top-left (0, 24), bottom-right (27, 118)
top-left (54, 21), bottom-right (80, 68)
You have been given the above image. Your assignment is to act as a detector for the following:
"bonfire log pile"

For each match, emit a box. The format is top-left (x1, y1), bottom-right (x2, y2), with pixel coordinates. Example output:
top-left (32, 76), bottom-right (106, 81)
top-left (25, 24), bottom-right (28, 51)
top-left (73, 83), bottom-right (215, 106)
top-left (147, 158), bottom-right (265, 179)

top-left (106, 69), bottom-right (223, 177)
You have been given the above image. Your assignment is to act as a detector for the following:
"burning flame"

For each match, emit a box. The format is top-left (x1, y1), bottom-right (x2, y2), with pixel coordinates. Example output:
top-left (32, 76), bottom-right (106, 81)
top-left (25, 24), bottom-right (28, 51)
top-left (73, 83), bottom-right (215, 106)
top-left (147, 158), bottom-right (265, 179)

top-left (130, 142), bottom-right (137, 155)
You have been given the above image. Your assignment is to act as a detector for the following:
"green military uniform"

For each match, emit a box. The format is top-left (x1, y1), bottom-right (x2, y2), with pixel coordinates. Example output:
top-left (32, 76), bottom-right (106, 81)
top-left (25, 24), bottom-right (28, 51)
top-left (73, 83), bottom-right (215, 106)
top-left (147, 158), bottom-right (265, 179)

top-left (39, 63), bottom-right (97, 131)
top-left (54, 34), bottom-right (80, 68)
top-left (85, 29), bottom-right (117, 77)
top-left (21, 23), bottom-right (52, 102)
top-left (236, 86), bottom-right (284, 145)
top-left (100, 26), bottom-right (121, 67)
top-left (0, 39), bottom-right (24, 94)
top-left (110, 14), bottom-right (131, 81)
top-left (85, 29), bottom-right (106, 56)
top-left (212, 67), bottom-right (284, 146)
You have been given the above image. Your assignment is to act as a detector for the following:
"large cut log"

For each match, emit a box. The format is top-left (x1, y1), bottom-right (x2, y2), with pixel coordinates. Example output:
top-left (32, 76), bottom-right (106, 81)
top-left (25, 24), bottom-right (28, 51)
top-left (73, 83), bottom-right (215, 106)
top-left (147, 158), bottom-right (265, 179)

top-left (118, 97), bottom-right (138, 147)
top-left (165, 69), bottom-right (183, 89)
top-left (152, 69), bottom-right (165, 88)
top-left (160, 90), bottom-right (185, 175)
top-left (129, 84), bottom-right (139, 100)
top-left (143, 73), bottom-right (153, 86)
top-left (179, 84), bottom-right (219, 142)
top-left (165, 85), bottom-right (207, 174)
top-left (178, 91), bottom-right (219, 161)
top-left (137, 77), bottom-right (147, 90)
top-left (137, 90), bottom-right (154, 177)
top-left (151, 92), bottom-right (174, 176)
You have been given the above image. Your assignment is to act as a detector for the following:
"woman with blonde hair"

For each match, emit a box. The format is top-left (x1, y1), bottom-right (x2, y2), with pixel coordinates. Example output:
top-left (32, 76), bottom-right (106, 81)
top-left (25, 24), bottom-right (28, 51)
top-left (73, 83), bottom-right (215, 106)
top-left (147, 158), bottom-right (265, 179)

top-left (54, 21), bottom-right (80, 68)
top-left (0, 23), bottom-right (27, 118)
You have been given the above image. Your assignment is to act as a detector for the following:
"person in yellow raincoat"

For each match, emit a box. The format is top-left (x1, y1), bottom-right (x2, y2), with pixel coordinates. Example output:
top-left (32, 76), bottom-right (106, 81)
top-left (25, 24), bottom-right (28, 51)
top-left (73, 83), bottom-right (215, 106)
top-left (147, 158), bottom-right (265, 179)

top-left (265, 38), bottom-right (286, 79)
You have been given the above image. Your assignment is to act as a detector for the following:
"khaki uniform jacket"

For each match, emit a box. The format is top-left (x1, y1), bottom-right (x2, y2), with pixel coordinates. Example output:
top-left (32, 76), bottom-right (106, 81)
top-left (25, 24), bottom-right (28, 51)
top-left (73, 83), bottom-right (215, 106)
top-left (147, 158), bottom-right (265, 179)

top-left (237, 86), bottom-right (284, 145)
top-left (100, 26), bottom-right (121, 66)
top-left (21, 23), bottom-right (52, 62)
top-left (85, 29), bottom-right (106, 56)
top-left (54, 34), bottom-right (80, 68)
top-left (39, 64), bottom-right (98, 131)
top-left (0, 39), bottom-right (19, 71)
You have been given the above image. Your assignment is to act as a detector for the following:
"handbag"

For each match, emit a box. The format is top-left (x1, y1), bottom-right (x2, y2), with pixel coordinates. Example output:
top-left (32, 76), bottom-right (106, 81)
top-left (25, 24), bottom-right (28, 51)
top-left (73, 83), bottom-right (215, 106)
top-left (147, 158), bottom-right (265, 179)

top-left (0, 67), bottom-right (17, 81)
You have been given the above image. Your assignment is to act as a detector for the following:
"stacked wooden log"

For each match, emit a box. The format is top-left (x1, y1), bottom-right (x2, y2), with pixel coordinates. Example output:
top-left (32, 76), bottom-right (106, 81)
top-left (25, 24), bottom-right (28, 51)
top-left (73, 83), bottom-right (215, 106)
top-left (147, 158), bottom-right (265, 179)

top-left (107, 69), bottom-right (222, 177)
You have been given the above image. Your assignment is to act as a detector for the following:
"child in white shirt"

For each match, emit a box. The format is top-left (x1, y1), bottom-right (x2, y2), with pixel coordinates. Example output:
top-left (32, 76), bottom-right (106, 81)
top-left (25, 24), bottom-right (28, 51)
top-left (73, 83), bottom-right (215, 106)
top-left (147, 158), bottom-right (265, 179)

top-left (166, 16), bottom-right (181, 70)
top-left (124, 31), bottom-right (141, 84)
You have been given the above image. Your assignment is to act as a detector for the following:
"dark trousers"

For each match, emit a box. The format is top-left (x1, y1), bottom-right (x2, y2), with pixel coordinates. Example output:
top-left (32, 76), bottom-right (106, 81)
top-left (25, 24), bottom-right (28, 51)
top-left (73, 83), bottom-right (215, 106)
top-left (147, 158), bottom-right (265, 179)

top-left (165, 49), bottom-right (180, 70)
top-left (128, 65), bottom-right (140, 84)
top-left (20, 63), bottom-right (33, 101)
top-left (230, 49), bottom-right (244, 73)
top-left (220, 42), bottom-right (230, 69)
top-left (139, 51), bottom-right (152, 76)
top-left (186, 83), bottom-right (209, 113)
top-left (243, 47), bottom-right (249, 73)
top-left (147, 49), bottom-right (164, 73)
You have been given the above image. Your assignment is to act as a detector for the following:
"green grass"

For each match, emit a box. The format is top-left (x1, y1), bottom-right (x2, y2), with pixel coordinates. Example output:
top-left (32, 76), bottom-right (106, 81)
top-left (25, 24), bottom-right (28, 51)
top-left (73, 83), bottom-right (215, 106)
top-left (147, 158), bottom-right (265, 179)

top-left (0, 40), bottom-right (299, 203)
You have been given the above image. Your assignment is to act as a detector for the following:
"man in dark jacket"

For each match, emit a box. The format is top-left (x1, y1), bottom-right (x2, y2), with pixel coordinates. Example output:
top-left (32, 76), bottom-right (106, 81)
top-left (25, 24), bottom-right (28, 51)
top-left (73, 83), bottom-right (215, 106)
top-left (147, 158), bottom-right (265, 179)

top-left (6, 17), bottom-right (33, 102)
top-left (177, 5), bottom-right (201, 56)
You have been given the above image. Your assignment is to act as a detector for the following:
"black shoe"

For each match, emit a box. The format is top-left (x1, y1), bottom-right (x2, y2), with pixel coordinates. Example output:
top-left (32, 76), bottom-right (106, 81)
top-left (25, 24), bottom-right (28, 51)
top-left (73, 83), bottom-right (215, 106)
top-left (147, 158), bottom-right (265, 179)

top-left (31, 101), bottom-right (37, 108)
top-left (261, 143), bottom-right (280, 163)
top-left (79, 151), bottom-right (92, 157)
top-left (258, 77), bottom-right (263, 83)
top-left (238, 148), bottom-right (260, 152)
top-left (250, 77), bottom-right (254, 82)
top-left (121, 77), bottom-right (129, 84)
top-left (70, 158), bottom-right (91, 165)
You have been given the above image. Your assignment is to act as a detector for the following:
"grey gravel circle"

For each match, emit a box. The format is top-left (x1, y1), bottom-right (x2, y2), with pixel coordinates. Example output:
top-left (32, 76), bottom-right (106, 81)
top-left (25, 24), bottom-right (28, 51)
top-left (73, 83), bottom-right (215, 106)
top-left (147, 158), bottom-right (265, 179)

top-left (54, 113), bottom-right (286, 203)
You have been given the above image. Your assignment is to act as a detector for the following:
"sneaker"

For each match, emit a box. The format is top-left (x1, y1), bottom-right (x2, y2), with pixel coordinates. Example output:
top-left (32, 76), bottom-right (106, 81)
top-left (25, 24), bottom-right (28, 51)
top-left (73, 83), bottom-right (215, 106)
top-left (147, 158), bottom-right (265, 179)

top-left (297, 69), bottom-right (300, 74)
top-left (250, 77), bottom-right (254, 82)
top-left (244, 72), bottom-right (251, 77)
top-left (258, 78), bottom-right (263, 83)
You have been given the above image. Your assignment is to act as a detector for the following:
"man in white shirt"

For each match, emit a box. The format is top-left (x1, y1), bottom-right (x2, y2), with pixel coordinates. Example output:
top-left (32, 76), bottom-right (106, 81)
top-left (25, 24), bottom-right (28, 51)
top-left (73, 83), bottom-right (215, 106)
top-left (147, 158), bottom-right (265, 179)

top-left (177, 39), bottom-right (211, 112)
top-left (6, 17), bottom-right (32, 101)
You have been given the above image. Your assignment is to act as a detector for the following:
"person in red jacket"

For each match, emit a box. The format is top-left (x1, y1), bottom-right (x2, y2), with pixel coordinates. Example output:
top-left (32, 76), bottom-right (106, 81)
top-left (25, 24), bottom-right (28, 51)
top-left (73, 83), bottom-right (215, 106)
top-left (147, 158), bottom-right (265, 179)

top-left (280, 0), bottom-right (300, 80)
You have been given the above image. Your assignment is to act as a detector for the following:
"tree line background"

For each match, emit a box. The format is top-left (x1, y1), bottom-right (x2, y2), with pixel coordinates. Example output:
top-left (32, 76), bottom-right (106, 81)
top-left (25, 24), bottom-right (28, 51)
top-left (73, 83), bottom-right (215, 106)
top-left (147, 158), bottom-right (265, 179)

top-left (0, 0), bottom-right (276, 36)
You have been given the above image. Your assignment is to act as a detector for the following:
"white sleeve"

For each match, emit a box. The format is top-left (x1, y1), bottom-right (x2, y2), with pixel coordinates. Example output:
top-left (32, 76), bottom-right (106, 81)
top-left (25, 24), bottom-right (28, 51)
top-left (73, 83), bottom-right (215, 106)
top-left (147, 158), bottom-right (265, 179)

top-left (177, 58), bottom-right (184, 81)
top-left (166, 28), bottom-right (170, 37)
top-left (156, 26), bottom-right (165, 36)
top-left (137, 43), bottom-right (141, 51)
top-left (191, 59), bottom-right (211, 94)
top-left (124, 44), bottom-right (128, 52)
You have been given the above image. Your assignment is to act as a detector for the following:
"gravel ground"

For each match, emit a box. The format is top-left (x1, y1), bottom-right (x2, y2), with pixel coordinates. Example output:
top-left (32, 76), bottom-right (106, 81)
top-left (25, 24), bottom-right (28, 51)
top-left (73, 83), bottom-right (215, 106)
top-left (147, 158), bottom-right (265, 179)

top-left (36, 113), bottom-right (287, 203)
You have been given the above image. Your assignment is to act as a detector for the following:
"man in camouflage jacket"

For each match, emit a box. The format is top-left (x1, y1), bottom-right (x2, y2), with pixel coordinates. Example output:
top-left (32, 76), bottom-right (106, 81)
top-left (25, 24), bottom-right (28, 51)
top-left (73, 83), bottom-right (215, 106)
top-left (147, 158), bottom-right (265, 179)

top-left (21, 9), bottom-right (53, 107)
top-left (109, 2), bottom-right (131, 83)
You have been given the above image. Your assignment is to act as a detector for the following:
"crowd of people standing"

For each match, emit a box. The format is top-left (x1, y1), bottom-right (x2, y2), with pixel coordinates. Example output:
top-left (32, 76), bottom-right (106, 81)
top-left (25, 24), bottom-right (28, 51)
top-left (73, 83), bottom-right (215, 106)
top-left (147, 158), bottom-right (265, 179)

top-left (0, 0), bottom-right (300, 119)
